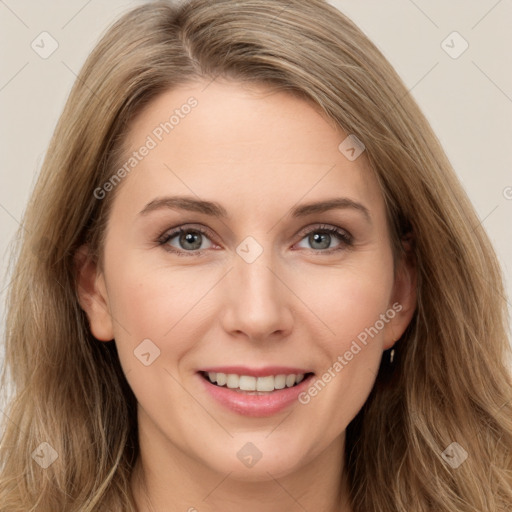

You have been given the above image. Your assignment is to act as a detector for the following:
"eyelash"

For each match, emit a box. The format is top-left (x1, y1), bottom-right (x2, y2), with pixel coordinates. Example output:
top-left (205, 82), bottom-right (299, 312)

top-left (157, 223), bottom-right (353, 257)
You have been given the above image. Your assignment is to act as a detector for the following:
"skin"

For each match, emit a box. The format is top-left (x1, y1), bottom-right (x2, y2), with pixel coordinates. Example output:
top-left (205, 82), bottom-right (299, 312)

top-left (77, 79), bottom-right (416, 512)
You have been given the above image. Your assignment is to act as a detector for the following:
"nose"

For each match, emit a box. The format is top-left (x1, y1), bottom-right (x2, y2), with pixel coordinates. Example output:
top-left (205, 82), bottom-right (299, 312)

top-left (220, 245), bottom-right (294, 342)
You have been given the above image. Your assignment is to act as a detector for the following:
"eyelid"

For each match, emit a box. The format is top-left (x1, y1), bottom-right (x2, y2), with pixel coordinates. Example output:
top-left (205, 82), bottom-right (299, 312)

top-left (157, 223), bottom-right (219, 247)
top-left (157, 222), bottom-right (353, 255)
top-left (295, 223), bottom-right (352, 240)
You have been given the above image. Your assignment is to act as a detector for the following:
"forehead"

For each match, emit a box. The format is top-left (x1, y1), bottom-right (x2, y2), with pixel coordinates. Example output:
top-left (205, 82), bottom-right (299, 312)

top-left (114, 79), bottom-right (384, 222)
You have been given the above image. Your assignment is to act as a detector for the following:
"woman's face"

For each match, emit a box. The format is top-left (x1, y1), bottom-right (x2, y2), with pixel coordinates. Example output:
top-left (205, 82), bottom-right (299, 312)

top-left (78, 79), bottom-right (415, 482)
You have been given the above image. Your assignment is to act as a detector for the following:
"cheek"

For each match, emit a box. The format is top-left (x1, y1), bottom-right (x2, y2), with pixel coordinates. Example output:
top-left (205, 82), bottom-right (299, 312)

top-left (104, 257), bottom-right (206, 417)
top-left (109, 251), bottom-right (394, 329)
top-left (106, 236), bottom-right (395, 363)
top-left (303, 260), bottom-right (395, 350)
top-left (301, 260), bottom-right (394, 400)
top-left (103, 251), bottom-right (207, 366)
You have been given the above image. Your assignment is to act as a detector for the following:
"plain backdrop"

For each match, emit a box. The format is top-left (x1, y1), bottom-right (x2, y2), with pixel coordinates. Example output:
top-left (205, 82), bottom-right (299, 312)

top-left (1, 0), bottom-right (511, 376)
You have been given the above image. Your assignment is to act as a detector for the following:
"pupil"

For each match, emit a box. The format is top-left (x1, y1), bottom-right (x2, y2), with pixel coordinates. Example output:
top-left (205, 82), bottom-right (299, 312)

top-left (311, 232), bottom-right (330, 249)
top-left (181, 232), bottom-right (201, 250)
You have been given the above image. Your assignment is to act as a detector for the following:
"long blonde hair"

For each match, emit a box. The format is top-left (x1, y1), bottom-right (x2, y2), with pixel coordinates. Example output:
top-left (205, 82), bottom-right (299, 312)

top-left (1, 1), bottom-right (511, 510)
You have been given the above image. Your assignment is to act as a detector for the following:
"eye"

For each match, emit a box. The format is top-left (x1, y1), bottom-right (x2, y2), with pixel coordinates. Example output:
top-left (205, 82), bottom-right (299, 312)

top-left (295, 224), bottom-right (353, 253)
top-left (158, 225), bottom-right (216, 256)
top-left (157, 223), bottom-right (353, 256)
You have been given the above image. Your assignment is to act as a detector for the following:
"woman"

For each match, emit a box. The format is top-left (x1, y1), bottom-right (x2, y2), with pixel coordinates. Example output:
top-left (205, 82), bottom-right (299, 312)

top-left (1, 0), bottom-right (511, 510)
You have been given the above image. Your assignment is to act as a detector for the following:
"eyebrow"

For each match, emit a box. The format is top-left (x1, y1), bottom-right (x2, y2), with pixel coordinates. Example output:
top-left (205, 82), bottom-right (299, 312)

top-left (139, 196), bottom-right (371, 223)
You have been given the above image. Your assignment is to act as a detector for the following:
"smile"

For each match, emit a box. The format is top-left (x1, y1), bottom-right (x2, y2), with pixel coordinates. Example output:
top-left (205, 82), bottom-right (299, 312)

top-left (201, 371), bottom-right (309, 392)
top-left (197, 367), bottom-right (316, 417)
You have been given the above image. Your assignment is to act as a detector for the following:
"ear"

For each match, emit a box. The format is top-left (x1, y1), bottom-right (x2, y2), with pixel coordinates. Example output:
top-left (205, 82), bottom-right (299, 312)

top-left (383, 236), bottom-right (417, 350)
top-left (74, 245), bottom-right (114, 342)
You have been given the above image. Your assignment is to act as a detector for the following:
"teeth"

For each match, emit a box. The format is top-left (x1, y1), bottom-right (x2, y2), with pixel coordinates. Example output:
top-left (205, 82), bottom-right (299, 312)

top-left (256, 375), bottom-right (274, 392)
top-left (205, 372), bottom-right (307, 391)
top-left (239, 375), bottom-right (256, 391)
top-left (285, 374), bottom-right (296, 388)
top-left (274, 375), bottom-right (286, 390)
top-left (226, 374), bottom-right (239, 389)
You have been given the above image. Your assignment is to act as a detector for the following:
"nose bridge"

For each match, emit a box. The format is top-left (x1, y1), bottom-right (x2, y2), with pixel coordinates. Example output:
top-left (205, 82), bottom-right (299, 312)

top-left (221, 236), bottom-right (293, 338)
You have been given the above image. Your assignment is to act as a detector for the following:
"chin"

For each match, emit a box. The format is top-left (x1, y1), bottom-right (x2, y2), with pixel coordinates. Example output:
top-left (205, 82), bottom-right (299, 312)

top-left (200, 443), bottom-right (306, 483)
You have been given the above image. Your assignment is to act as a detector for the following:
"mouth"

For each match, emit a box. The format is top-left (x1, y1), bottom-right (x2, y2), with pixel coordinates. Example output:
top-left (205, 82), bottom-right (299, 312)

top-left (197, 369), bottom-right (316, 417)
top-left (199, 370), bottom-right (315, 394)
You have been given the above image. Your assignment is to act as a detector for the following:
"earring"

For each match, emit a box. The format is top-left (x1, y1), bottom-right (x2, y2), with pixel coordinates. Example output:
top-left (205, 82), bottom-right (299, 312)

top-left (389, 348), bottom-right (395, 364)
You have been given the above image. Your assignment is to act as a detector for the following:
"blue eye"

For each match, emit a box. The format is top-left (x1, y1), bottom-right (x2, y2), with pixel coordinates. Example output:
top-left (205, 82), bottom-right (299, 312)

top-left (296, 225), bottom-right (353, 252)
top-left (157, 224), bottom-right (353, 256)
top-left (158, 226), bottom-right (214, 256)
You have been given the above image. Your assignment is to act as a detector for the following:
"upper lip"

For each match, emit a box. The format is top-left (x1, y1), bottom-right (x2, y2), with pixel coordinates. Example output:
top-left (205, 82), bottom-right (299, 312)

top-left (198, 366), bottom-right (314, 377)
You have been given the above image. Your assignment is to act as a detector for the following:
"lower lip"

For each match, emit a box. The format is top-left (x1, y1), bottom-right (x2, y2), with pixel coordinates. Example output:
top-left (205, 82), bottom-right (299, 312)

top-left (198, 372), bottom-right (315, 417)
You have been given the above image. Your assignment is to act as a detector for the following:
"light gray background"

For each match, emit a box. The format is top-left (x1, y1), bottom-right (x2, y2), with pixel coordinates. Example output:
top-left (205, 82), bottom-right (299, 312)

top-left (1, 0), bottom-right (511, 363)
